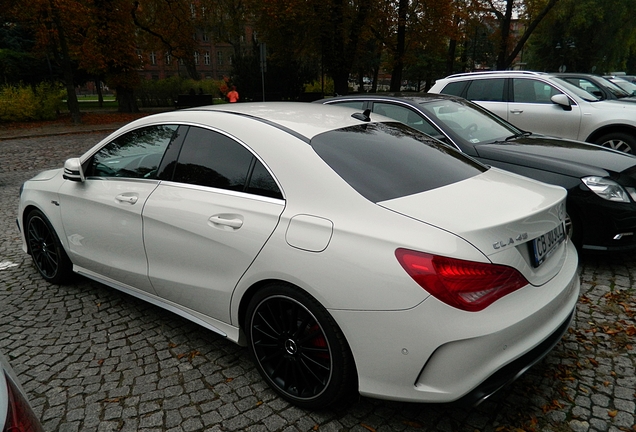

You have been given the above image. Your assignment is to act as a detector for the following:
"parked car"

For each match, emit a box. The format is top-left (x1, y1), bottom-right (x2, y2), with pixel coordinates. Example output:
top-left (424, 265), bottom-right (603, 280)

top-left (318, 93), bottom-right (636, 252)
top-left (605, 76), bottom-right (636, 96)
top-left (552, 73), bottom-right (636, 102)
top-left (429, 70), bottom-right (636, 153)
top-left (0, 352), bottom-right (44, 432)
top-left (18, 102), bottom-right (579, 409)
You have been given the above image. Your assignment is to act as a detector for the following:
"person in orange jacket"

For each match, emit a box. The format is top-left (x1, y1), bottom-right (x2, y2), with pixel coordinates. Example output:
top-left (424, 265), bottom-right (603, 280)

top-left (227, 86), bottom-right (239, 103)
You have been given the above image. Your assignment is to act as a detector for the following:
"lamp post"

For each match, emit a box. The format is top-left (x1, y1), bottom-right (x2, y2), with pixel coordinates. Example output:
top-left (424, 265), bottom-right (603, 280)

top-left (556, 40), bottom-right (576, 72)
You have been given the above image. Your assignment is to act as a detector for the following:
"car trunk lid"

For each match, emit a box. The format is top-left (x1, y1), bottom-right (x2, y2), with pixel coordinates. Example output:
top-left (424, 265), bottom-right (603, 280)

top-left (378, 168), bottom-right (568, 286)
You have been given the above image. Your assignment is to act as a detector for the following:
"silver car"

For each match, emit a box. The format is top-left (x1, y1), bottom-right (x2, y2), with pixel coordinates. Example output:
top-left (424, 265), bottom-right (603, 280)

top-left (429, 70), bottom-right (636, 153)
top-left (0, 352), bottom-right (44, 432)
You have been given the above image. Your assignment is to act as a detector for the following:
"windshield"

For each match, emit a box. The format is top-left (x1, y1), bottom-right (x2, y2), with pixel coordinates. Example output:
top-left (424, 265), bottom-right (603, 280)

top-left (551, 77), bottom-right (601, 102)
top-left (611, 78), bottom-right (636, 96)
top-left (417, 99), bottom-right (519, 145)
top-left (600, 78), bottom-right (632, 97)
top-left (557, 76), bottom-right (631, 99)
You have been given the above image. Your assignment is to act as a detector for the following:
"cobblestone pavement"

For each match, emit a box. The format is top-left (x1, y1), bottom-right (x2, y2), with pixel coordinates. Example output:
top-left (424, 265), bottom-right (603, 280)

top-left (1, 131), bottom-right (635, 432)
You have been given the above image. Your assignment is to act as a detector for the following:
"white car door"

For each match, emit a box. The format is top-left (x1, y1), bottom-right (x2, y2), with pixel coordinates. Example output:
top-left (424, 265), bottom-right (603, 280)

top-left (142, 126), bottom-right (285, 323)
top-left (58, 125), bottom-right (179, 292)
top-left (506, 78), bottom-right (582, 139)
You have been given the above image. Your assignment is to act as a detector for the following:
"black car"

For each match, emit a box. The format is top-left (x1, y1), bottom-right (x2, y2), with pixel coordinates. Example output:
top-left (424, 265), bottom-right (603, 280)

top-left (318, 93), bottom-right (636, 252)
top-left (552, 73), bottom-right (636, 102)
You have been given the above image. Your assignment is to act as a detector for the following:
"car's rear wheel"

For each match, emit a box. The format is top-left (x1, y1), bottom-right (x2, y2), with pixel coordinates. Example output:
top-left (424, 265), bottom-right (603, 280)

top-left (25, 209), bottom-right (72, 284)
top-left (596, 132), bottom-right (636, 154)
top-left (245, 283), bottom-right (356, 409)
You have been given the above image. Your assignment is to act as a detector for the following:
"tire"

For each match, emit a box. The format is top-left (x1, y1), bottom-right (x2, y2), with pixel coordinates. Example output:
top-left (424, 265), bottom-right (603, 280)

top-left (25, 209), bottom-right (72, 284)
top-left (596, 132), bottom-right (636, 154)
top-left (245, 283), bottom-right (357, 409)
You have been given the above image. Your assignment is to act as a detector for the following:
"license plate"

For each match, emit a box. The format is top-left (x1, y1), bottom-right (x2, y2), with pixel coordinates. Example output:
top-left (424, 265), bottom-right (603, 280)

top-left (531, 223), bottom-right (566, 267)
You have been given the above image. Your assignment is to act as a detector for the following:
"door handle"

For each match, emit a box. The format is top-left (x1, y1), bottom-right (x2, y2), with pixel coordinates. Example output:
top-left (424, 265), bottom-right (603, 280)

top-left (116, 194), bottom-right (138, 204)
top-left (208, 214), bottom-right (243, 229)
top-left (510, 109), bottom-right (524, 114)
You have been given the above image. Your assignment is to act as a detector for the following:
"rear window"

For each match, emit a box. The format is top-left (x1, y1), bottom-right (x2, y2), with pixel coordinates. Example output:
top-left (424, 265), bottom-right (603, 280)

top-left (465, 78), bottom-right (505, 101)
top-left (310, 122), bottom-right (487, 202)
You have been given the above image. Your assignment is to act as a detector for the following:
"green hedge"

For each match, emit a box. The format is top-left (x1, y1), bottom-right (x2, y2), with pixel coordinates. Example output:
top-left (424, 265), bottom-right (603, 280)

top-left (136, 77), bottom-right (224, 107)
top-left (0, 83), bottom-right (65, 122)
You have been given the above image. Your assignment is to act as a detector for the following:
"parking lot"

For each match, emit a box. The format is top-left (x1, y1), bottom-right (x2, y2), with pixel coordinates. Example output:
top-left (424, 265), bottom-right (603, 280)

top-left (0, 131), bottom-right (634, 432)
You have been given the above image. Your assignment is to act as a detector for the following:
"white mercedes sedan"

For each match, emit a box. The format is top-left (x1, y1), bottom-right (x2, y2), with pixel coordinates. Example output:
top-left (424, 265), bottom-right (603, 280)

top-left (18, 102), bottom-right (580, 409)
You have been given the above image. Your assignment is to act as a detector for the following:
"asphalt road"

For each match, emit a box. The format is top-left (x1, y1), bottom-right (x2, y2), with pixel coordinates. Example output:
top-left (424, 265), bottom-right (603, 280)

top-left (0, 131), bottom-right (634, 432)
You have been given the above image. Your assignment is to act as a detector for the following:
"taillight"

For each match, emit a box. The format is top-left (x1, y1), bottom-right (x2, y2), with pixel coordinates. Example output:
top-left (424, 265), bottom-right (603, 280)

top-left (4, 372), bottom-right (44, 432)
top-left (395, 248), bottom-right (529, 312)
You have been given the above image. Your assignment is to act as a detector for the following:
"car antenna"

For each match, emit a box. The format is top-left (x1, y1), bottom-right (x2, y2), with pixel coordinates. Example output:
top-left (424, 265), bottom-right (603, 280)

top-left (351, 109), bottom-right (371, 122)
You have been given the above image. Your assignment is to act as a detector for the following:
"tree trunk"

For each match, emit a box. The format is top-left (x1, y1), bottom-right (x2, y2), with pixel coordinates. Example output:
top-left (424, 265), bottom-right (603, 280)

top-left (96, 79), bottom-right (104, 107)
top-left (116, 87), bottom-right (139, 113)
top-left (333, 72), bottom-right (349, 96)
top-left (389, 0), bottom-right (408, 91)
top-left (184, 60), bottom-right (200, 80)
top-left (49, 0), bottom-right (81, 124)
top-left (495, 0), bottom-right (514, 70)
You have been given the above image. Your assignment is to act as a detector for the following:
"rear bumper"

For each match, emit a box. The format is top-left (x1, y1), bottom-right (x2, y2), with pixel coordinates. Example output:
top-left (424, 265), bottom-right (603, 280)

top-left (454, 308), bottom-right (573, 406)
top-left (330, 241), bottom-right (580, 404)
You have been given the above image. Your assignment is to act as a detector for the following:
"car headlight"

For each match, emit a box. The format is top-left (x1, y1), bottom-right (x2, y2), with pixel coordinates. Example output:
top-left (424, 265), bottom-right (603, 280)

top-left (581, 176), bottom-right (631, 202)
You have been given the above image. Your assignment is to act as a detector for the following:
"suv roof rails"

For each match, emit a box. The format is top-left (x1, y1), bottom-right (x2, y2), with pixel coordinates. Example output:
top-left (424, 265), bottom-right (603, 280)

top-left (445, 70), bottom-right (546, 79)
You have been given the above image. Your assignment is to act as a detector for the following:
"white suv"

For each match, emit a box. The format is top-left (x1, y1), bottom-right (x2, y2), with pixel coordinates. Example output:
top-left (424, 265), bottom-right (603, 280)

top-left (429, 70), bottom-right (636, 153)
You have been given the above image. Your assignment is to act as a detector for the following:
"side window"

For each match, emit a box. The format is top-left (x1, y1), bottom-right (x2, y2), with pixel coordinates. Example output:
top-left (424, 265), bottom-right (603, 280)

top-left (465, 78), bottom-right (505, 102)
top-left (86, 125), bottom-right (178, 179)
top-left (174, 127), bottom-right (283, 199)
top-left (440, 81), bottom-right (467, 96)
top-left (372, 103), bottom-right (440, 136)
top-left (330, 101), bottom-right (365, 110)
top-left (513, 78), bottom-right (560, 103)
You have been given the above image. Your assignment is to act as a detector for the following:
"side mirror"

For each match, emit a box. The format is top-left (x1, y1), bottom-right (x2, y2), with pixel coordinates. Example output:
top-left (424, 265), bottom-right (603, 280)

top-left (63, 158), bottom-right (85, 182)
top-left (551, 94), bottom-right (572, 111)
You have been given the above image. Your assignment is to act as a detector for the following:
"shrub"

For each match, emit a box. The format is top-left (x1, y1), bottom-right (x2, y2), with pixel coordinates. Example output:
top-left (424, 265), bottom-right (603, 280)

top-left (136, 77), bottom-right (224, 107)
top-left (304, 77), bottom-right (334, 95)
top-left (0, 83), bottom-right (64, 122)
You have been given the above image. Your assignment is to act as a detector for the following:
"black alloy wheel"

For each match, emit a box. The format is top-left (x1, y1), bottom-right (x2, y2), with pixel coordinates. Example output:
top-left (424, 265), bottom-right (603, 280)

top-left (245, 284), bottom-right (356, 409)
top-left (26, 209), bottom-right (72, 284)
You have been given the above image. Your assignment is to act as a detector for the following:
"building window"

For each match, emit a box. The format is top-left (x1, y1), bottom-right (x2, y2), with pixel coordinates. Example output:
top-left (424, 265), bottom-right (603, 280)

top-left (202, 31), bottom-right (209, 42)
top-left (194, 51), bottom-right (199, 65)
top-left (217, 51), bottom-right (223, 65)
top-left (204, 51), bottom-right (211, 65)
top-left (190, 3), bottom-right (196, 18)
top-left (165, 52), bottom-right (171, 65)
top-left (150, 51), bottom-right (157, 65)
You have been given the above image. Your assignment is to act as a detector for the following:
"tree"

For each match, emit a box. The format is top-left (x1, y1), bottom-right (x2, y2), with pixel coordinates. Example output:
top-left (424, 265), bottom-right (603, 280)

top-left (525, 0), bottom-right (636, 73)
top-left (132, 0), bottom-right (202, 80)
top-left (79, 0), bottom-right (142, 112)
top-left (6, 0), bottom-right (86, 122)
top-left (246, 0), bottom-right (373, 96)
top-left (480, 0), bottom-right (561, 70)
top-left (371, 0), bottom-right (454, 90)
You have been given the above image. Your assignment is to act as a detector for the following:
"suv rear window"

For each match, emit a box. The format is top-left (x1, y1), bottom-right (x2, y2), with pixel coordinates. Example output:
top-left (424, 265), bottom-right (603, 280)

top-left (310, 122), bottom-right (487, 202)
top-left (465, 78), bottom-right (505, 101)
top-left (440, 81), bottom-right (466, 96)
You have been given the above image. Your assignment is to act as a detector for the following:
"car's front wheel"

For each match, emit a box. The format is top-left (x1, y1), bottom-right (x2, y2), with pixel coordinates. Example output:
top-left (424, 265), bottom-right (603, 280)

top-left (245, 283), bottom-right (357, 409)
top-left (596, 132), bottom-right (636, 154)
top-left (25, 209), bottom-right (72, 284)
